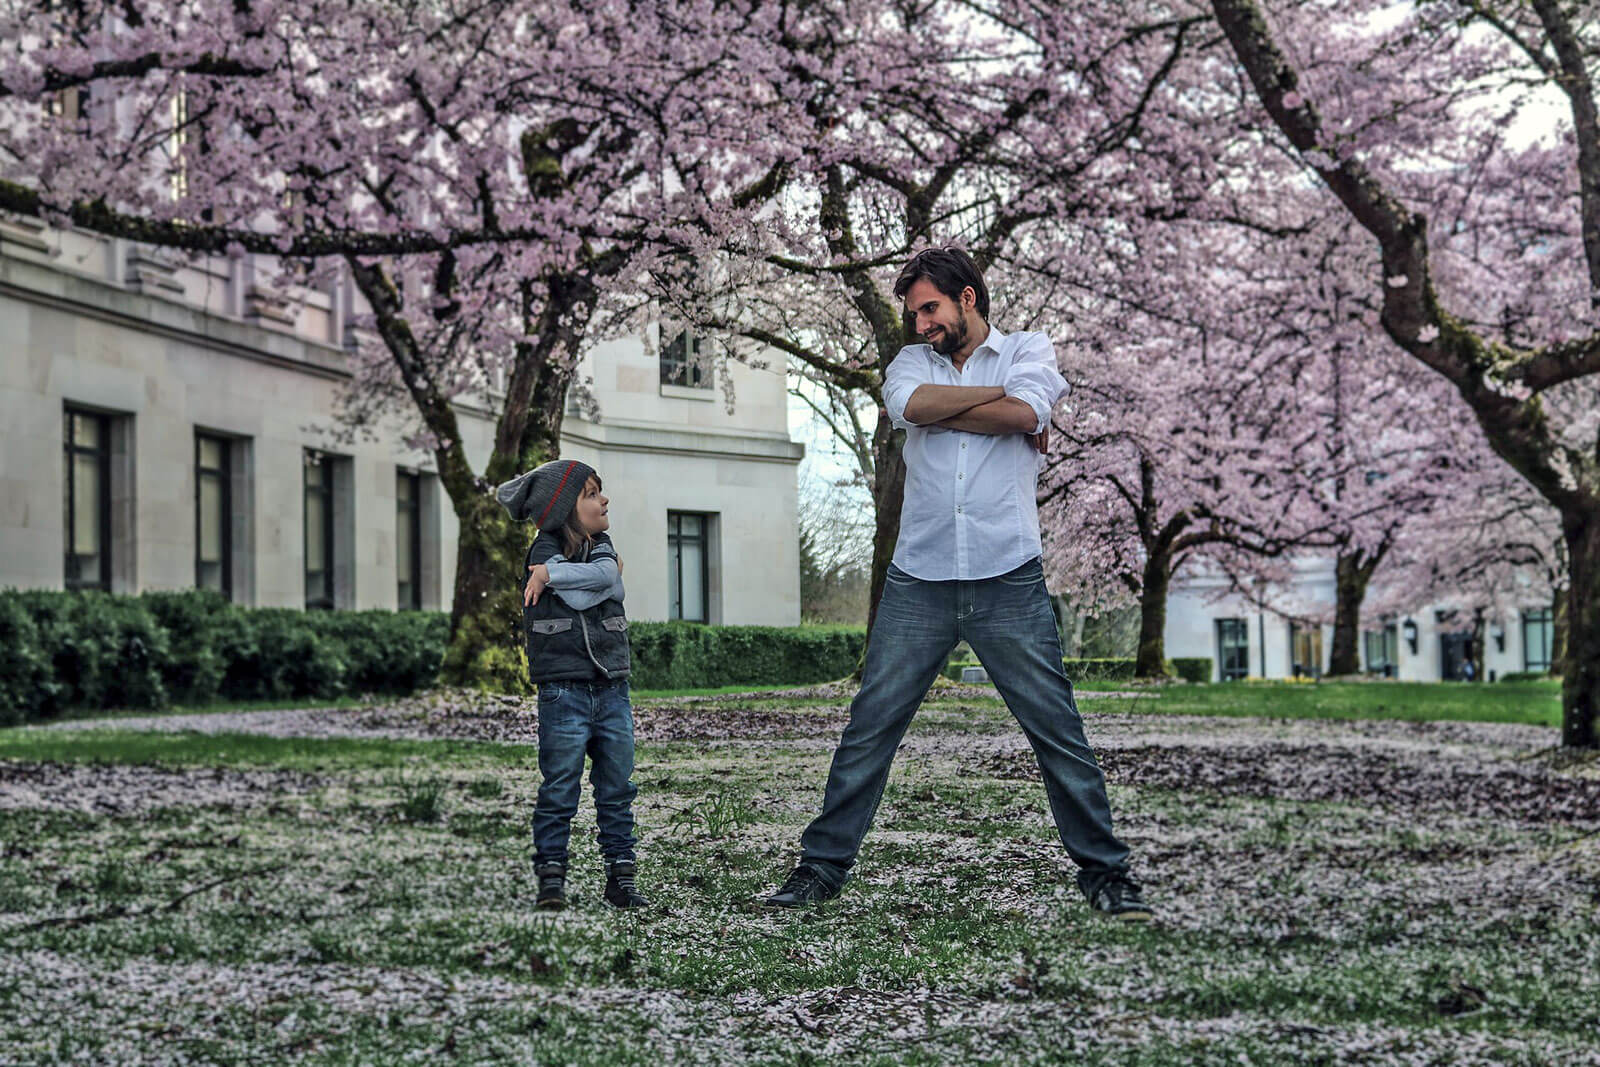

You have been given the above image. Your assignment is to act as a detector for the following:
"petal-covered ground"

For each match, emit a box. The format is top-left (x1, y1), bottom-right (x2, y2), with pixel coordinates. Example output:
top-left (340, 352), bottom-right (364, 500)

top-left (2, 687), bottom-right (1597, 1065)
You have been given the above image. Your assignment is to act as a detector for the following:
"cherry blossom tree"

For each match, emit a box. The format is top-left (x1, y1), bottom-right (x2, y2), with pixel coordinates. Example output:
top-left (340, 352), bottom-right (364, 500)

top-left (1207, 0), bottom-right (1600, 745)
top-left (653, 0), bottom-right (1216, 636)
top-left (0, 0), bottom-right (794, 686)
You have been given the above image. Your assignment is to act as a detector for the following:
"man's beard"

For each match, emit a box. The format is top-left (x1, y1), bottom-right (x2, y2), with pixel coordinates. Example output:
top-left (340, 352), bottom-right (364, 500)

top-left (930, 311), bottom-right (968, 356)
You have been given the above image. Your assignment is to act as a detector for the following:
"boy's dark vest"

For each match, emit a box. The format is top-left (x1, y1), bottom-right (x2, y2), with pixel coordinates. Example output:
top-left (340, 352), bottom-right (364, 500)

top-left (522, 530), bottom-right (631, 683)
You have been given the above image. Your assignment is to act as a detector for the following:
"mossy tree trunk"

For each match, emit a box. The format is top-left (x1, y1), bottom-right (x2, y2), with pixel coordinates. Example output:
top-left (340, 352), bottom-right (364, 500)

top-left (349, 259), bottom-right (595, 691)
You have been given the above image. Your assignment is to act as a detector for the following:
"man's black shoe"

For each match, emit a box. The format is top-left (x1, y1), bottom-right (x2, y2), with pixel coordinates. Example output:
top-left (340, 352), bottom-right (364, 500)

top-left (1080, 870), bottom-right (1154, 922)
top-left (764, 865), bottom-right (842, 907)
top-left (604, 860), bottom-right (649, 909)
top-left (535, 862), bottom-right (567, 910)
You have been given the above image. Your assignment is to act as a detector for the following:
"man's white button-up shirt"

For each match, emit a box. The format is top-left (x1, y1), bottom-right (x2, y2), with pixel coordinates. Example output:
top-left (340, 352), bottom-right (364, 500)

top-left (881, 328), bottom-right (1068, 581)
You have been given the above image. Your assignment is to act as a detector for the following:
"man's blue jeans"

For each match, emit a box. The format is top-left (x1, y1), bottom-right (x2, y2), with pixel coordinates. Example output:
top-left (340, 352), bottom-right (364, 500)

top-left (799, 558), bottom-right (1131, 890)
top-left (533, 678), bottom-right (638, 866)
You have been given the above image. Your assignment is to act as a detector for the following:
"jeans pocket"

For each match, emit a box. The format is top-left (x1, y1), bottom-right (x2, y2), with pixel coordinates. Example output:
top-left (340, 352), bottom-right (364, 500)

top-left (884, 563), bottom-right (919, 585)
top-left (996, 559), bottom-right (1045, 586)
top-left (537, 682), bottom-right (568, 703)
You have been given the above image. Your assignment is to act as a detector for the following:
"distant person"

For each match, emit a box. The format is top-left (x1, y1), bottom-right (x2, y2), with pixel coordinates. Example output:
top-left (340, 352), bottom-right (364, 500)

top-left (498, 459), bottom-right (648, 910)
top-left (764, 248), bottom-right (1151, 920)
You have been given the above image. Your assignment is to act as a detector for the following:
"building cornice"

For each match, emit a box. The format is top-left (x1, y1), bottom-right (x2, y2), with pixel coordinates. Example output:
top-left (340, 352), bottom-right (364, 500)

top-left (0, 250), bottom-right (350, 381)
top-left (4, 250), bottom-right (804, 462)
top-left (561, 416), bottom-right (805, 465)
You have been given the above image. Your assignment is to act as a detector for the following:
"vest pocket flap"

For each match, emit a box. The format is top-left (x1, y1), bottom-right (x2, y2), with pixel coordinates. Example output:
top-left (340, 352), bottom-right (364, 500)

top-left (529, 618), bottom-right (574, 635)
top-left (601, 616), bottom-right (628, 632)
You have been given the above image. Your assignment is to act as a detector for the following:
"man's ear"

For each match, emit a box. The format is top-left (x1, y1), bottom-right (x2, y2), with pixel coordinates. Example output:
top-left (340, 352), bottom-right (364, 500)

top-left (962, 286), bottom-right (977, 311)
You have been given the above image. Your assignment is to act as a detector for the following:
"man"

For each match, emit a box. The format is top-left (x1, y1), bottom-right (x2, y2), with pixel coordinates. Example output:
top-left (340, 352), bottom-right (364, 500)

top-left (765, 247), bottom-right (1151, 920)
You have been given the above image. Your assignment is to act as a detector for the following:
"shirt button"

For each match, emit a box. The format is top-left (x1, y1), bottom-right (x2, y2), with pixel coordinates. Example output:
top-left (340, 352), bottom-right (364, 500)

top-left (961, 442), bottom-right (967, 449)
top-left (958, 473), bottom-right (964, 480)
top-left (957, 506), bottom-right (963, 513)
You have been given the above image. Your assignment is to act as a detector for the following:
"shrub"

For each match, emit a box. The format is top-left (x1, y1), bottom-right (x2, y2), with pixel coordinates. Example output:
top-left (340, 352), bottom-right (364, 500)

top-left (139, 589), bottom-right (241, 704)
top-left (1498, 670), bottom-right (1555, 684)
top-left (944, 656), bottom-right (1198, 684)
top-left (1061, 658), bottom-right (1139, 681)
top-left (9, 590), bottom-right (171, 713)
top-left (229, 609), bottom-right (349, 700)
top-left (626, 622), bottom-right (864, 690)
top-left (0, 589), bottom-right (870, 718)
top-left (0, 596), bottom-right (54, 725)
top-left (299, 610), bottom-right (449, 695)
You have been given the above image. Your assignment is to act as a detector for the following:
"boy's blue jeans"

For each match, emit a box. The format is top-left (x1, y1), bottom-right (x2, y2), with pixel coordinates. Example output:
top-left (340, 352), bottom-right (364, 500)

top-left (532, 678), bottom-right (638, 867)
top-left (798, 558), bottom-right (1131, 892)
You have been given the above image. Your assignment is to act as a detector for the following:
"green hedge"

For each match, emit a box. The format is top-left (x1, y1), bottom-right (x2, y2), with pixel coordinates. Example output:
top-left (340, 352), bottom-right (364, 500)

top-left (0, 590), bottom-right (868, 724)
top-left (627, 622), bottom-right (864, 690)
top-left (0, 589), bottom-right (447, 726)
top-left (1498, 670), bottom-right (1556, 684)
top-left (1171, 658), bottom-right (1213, 683)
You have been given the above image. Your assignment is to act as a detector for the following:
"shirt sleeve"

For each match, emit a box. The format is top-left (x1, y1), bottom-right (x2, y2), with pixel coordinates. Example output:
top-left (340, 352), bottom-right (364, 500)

top-left (1003, 333), bottom-right (1069, 433)
top-left (882, 346), bottom-right (930, 430)
top-left (543, 540), bottom-right (625, 610)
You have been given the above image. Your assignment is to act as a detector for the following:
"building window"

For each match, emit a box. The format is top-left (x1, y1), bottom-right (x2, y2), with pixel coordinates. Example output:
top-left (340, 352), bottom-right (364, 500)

top-left (397, 470), bottom-right (422, 611)
top-left (63, 409), bottom-right (111, 590)
top-left (1523, 608), bottom-right (1554, 673)
top-left (667, 511), bottom-right (712, 622)
top-left (660, 330), bottom-right (710, 388)
top-left (1289, 621), bottom-right (1323, 679)
top-left (1363, 623), bottom-right (1398, 677)
top-left (1215, 618), bottom-right (1249, 681)
top-left (195, 433), bottom-right (232, 598)
top-left (44, 86), bottom-right (88, 122)
top-left (304, 451), bottom-right (335, 610)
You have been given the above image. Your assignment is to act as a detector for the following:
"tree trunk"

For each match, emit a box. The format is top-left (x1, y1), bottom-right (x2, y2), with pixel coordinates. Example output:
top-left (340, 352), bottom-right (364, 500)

top-left (1469, 607), bottom-right (1486, 685)
top-left (1551, 585), bottom-right (1569, 677)
top-left (864, 409), bottom-right (906, 642)
top-left (434, 362), bottom-right (570, 690)
top-left (1328, 548), bottom-right (1381, 676)
top-left (1134, 545), bottom-right (1173, 678)
top-left (1560, 507), bottom-right (1599, 748)
top-left (435, 496), bottom-right (531, 690)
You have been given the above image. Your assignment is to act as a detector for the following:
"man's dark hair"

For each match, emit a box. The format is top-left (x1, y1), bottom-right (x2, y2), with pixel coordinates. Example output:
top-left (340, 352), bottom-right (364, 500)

top-left (893, 246), bottom-right (989, 320)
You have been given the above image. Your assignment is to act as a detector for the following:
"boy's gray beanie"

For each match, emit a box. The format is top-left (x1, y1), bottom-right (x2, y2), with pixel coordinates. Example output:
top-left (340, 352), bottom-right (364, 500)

top-left (496, 458), bottom-right (597, 529)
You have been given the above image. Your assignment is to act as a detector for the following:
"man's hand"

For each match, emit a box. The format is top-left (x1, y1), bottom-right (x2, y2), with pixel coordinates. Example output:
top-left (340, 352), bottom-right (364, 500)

top-left (524, 563), bottom-right (550, 606)
top-left (1030, 426), bottom-right (1050, 454)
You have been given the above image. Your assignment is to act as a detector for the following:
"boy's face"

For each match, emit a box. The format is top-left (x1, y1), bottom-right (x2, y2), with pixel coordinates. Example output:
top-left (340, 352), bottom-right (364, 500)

top-left (573, 476), bottom-right (610, 535)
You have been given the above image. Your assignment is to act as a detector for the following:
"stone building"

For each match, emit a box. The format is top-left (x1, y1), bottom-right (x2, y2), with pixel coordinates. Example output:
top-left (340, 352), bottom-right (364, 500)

top-left (1164, 561), bottom-right (1556, 683)
top-left (0, 214), bottom-right (803, 624)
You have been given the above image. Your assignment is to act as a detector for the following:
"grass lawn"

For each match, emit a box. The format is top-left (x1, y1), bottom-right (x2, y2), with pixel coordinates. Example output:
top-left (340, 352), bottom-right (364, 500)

top-left (1109, 679), bottom-right (1564, 728)
top-left (0, 685), bottom-right (1595, 1064)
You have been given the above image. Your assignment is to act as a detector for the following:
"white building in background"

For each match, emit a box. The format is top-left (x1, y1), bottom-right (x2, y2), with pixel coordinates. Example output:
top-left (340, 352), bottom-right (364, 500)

top-left (1165, 561), bottom-right (1557, 683)
top-left (0, 214), bottom-right (803, 624)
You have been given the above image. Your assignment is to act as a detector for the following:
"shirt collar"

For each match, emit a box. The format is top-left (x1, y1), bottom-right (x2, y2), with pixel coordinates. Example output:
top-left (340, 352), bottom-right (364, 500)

top-left (927, 324), bottom-right (1005, 366)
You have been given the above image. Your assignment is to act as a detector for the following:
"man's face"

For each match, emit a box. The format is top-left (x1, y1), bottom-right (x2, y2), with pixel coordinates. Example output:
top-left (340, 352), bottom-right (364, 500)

top-left (903, 277), bottom-right (971, 356)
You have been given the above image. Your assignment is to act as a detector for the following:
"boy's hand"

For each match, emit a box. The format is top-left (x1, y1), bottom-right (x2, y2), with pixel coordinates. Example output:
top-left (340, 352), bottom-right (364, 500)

top-left (524, 564), bottom-right (550, 606)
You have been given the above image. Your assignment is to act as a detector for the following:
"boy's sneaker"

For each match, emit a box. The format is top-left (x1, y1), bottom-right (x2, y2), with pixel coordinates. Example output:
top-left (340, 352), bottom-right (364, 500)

top-left (535, 862), bottom-right (567, 910)
top-left (604, 861), bottom-right (649, 909)
top-left (1081, 870), bottom-right (1154, 922)
top-left (763, 865), bottom-right (842, 908)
